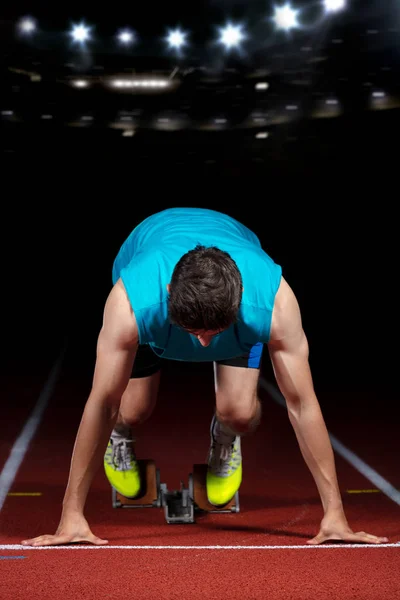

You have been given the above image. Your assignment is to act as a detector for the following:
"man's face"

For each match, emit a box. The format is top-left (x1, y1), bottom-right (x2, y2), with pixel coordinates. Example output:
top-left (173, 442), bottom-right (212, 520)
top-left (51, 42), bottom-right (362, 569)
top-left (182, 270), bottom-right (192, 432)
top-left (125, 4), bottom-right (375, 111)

top-left (185, 329), bottom-right (224, 347)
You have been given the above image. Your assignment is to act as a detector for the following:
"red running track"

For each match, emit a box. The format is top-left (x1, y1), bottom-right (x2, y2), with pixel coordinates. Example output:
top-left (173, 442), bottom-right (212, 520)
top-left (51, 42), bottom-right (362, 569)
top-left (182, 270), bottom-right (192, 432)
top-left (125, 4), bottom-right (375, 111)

top-left (0, 350), bottom-right (399, 600)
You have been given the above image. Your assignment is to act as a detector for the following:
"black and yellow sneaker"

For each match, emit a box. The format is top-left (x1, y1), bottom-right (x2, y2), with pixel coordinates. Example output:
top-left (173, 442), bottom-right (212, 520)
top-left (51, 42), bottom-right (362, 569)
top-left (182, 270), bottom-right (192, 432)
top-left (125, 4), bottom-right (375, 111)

top-left (206, 415), bottom-right (242, 507)
top-left (104, 433), bottom-right (141, 499)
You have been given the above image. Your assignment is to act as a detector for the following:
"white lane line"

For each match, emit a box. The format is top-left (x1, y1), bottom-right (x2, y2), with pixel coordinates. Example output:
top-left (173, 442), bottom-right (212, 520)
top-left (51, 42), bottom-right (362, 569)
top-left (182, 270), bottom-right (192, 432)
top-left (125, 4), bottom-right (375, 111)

top-left (0, 343), bottom-right (67, 512)
top-left (259, 377), bottom-right (400, 507)
top-left (0, 543), bottom-right (399, 550)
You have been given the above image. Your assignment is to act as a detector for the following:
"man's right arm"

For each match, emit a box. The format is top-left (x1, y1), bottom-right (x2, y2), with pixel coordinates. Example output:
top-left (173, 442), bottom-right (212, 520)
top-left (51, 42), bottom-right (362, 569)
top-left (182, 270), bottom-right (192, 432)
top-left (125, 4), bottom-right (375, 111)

top-left (62, 279), bottom-right (138, 513)
top-left (22, 279), bottom-right (138, 546)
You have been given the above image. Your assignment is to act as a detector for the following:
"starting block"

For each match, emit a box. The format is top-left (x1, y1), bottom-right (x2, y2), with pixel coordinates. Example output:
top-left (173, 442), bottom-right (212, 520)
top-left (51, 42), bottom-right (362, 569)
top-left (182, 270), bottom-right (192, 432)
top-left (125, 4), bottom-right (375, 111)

top-left (111, 460), bottom-right (240, 524)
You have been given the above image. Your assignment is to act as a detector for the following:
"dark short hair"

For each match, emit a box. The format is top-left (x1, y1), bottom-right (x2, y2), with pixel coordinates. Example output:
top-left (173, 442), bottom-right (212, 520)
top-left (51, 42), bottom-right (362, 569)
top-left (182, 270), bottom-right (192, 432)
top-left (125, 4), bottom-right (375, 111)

top-left (168, 244), bottom-right (243, 331)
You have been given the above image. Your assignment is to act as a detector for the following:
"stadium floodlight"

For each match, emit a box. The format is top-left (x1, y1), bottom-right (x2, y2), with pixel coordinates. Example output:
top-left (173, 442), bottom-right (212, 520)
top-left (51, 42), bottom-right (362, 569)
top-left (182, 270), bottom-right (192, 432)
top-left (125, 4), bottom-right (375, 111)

top-left (217, 22), bottom-right (246, 49)
top-left (69, 22), bottom-right (92, 45)
top-left (165, 28), bottom-right (188, 50)
top-left (17, 16), bottom-right (37, 35)
top-left (117, 28), bottom-right (136, 46)
top-left (272, 3), bottom-right (301, 31)
top-left (323, 0), bottom-right (346, 13)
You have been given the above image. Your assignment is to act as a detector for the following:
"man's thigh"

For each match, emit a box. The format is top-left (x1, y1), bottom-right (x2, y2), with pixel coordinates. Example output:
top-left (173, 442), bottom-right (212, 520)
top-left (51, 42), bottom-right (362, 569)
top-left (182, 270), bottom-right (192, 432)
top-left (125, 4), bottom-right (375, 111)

top-left (213, 343), bottom-right (264, 416)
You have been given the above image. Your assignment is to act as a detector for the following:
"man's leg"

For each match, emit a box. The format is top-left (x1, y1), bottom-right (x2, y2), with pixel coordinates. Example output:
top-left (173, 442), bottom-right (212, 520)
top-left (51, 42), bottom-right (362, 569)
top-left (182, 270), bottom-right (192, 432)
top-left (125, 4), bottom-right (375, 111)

top-left (207, 344), bottom-right (263, 506)
top-left (213, 364), bottom-right (261, 436)
top-left (104, 345), bottom-right (162, 498)
top-left (114, 371), bottom-right (160, 436)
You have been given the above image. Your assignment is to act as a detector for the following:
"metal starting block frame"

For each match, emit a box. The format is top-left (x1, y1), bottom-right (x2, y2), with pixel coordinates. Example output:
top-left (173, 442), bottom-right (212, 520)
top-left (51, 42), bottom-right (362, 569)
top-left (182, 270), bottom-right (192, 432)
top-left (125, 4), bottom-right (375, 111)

top-left (111, 460), bottom-right (240, 524)
top-left (159, 478), bottom-right (195, 524)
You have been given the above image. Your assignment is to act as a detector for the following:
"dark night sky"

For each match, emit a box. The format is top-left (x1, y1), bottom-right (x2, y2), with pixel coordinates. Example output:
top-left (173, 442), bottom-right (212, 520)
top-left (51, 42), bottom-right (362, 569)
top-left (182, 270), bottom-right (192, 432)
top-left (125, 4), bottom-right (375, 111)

top-left (1, 0), bottom-right (398, 399)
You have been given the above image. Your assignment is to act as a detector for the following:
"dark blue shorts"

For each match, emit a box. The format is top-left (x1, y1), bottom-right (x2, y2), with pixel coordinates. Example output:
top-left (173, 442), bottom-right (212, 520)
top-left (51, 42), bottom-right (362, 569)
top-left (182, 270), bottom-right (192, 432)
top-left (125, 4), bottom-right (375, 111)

top-left (131, 342), bottom-right (264, 378)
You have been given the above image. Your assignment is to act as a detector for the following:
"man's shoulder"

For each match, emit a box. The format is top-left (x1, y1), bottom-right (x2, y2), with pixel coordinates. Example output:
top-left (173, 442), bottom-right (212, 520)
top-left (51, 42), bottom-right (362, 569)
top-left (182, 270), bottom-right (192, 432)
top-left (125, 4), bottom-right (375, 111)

top-left (104, 279), bottom-right (138, 344)
top-left (269, 277), bottom-right (302, 343)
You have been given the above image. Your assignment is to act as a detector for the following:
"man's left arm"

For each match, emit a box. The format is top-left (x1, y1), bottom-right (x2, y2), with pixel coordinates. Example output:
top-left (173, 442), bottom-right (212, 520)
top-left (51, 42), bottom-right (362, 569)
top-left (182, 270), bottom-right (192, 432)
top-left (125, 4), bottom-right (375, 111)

top-left (267, 277), bottom-right (388, 545)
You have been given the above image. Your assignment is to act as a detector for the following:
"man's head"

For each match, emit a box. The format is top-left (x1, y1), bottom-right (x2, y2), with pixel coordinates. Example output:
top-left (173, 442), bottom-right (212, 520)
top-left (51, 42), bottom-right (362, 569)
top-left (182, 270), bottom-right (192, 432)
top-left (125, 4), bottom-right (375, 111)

top-left (167, 244), bottom-right (243, 336)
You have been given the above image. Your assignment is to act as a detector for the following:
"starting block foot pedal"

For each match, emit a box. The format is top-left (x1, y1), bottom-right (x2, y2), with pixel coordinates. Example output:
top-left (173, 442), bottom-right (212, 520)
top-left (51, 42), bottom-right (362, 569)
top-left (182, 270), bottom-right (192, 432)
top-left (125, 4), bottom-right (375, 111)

top-left (111, 461), bottom-right (240, 523)
top-left (192, 463), bottom-right (240, 514)
top-left (112, 459), bottom-right (161, 508)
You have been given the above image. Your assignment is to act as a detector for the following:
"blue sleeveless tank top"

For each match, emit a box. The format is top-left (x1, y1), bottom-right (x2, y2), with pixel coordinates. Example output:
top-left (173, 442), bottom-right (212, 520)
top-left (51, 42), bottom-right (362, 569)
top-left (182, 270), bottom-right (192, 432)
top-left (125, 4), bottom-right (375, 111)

top-left (112, 208), bottom-right (282, 362)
